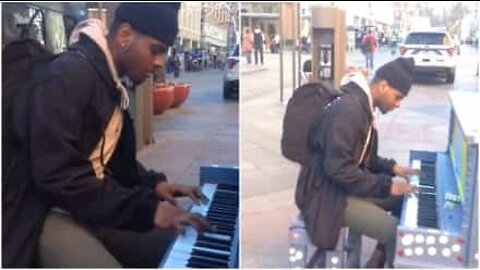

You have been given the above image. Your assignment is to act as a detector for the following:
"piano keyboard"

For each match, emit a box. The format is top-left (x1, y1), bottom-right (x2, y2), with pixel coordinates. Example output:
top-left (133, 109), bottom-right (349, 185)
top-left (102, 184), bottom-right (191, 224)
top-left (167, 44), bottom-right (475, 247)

top-left (403, 159), bottom-right (439, 229)
top-left (160, 183), bottom-right (239, 268)
top-left (417, 161), bottom-right (438, 228)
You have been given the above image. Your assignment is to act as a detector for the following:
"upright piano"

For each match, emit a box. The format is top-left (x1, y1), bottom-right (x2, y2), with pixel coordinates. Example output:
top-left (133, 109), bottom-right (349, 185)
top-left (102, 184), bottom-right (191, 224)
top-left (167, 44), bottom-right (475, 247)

top-left (395, 91), bottom-right (479, 268)
top-left (159, 165), bottom-right (239, 268)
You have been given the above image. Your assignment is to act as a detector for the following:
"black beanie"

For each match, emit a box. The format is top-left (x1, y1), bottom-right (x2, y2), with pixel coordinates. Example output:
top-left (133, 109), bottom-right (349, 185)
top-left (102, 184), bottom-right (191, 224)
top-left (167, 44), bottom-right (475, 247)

top-left (374, 57), bottom-right (415, 96)
top-left (115, 3), bottom-right (181, 46)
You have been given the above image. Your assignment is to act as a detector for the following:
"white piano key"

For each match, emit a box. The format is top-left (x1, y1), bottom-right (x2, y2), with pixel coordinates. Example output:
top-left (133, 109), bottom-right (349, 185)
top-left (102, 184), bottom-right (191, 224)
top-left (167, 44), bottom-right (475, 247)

top-left (405, 159), bottom-right (421, 228)
top-left (203, 232), bottom-right (232, 242)
top-left (161, 182), bottom-right (239, 268)
top-left (162, 226), bottom-right (229, 268)
top-left (190, 183), bottom-right (218, 215)
top-left (162, 255), bottom-right (188, 268)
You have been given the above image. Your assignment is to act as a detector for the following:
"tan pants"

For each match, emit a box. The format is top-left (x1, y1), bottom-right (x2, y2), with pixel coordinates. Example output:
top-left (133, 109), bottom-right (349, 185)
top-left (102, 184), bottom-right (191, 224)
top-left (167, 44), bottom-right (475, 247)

top-left (37, 210), bottom-right (175, 268)
top-left (343, 195), bottom-right (403, 268)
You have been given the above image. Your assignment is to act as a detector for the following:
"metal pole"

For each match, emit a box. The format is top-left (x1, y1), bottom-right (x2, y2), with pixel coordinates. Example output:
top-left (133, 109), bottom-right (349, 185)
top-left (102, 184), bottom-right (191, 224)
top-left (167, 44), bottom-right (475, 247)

top-left (280, 4), bottom-right (284, 102)
top-left (201, 3), bottom-right (206, 70)
top-left (297, 3), bottom-right (302, 87)
top-left (292, 40), bottom-right (296, 93)
top-left (291, 3), bottom-right (297, 93)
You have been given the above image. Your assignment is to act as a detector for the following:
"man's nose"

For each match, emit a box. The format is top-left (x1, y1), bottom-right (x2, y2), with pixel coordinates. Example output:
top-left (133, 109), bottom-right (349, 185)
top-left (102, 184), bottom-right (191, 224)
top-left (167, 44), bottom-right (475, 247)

top-left (153, 55), bottom-right (165, 69)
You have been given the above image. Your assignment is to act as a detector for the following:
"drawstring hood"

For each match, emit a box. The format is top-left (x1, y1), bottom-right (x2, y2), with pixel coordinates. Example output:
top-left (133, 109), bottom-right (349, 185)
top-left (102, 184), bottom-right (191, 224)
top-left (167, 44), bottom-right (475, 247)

top-left (340, 71), bottom-right (373, 116)
top-left (70, 19), bottom-right (125, 180)
top-left (69, 19), bottom-right (130, 109)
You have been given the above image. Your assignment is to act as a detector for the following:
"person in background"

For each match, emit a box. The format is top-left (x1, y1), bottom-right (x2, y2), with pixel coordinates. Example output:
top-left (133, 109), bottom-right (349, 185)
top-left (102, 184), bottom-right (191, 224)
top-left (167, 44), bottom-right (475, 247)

top-left (253, 25), bottom-right (265, 65)
top-left (242, 28), bottom-right (253, 64)
top-left (362, 30), bottom-right (377, 70)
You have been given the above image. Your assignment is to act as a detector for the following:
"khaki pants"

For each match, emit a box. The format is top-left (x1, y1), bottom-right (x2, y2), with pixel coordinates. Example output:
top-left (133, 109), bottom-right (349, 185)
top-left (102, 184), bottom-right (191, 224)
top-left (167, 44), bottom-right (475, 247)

top-left (37, 210), bottom-right (175, 268)
top-left (343, 195), bottom-right (403, 268)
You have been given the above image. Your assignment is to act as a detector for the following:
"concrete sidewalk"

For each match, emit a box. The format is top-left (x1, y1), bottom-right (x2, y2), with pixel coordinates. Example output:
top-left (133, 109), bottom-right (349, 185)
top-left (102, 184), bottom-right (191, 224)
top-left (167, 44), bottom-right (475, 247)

top-left (241, 63), bottom-right (268, 75)
top-left (136, 69), bottom-right (239, 187)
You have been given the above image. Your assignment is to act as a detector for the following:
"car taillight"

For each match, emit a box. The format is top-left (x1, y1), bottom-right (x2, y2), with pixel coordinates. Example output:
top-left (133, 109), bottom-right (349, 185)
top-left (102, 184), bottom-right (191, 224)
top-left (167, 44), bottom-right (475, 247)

top-left (399, 46), bottom-right (406, 55)
top-left (446, 47), bottom-right (454, 56)
top-left (227, 59), bottom-right (238, 69)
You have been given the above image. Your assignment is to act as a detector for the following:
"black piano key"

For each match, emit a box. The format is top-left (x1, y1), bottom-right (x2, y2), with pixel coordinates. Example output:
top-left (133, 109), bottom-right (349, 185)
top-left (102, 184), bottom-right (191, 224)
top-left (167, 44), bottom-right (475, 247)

top-left (208, 206), bottom-right (238, 214)
top-left (216, 184), bottom-right (238, 191)
top-left (207, 210), bottom-right (237, 218)
top-left (198, 235), bottom-right (232, 246)
top-left (212, 192), bottom-right (238, 199)
top-left (211, 220), bottom-right (235, 227)
top-left (214, 229), bottom-right (234, 237)
top-left (162, 182), bottom-right (238, 269)
top-left (195, 240), bottom-right (232, 252)
top-left (208, 212), bottom-right (237, 220)
top-left (211, 200), bottom-right (238, 207)
top-left (415, 161), bottom-right (439, 229)
top-left (189, 253), bottom-right (230, 266)
top-left (186, 262), bottom-right (213, 268)
top-left (210, 204), bottom-right (237, 211)
top-left (213, 190), bottom-right (238, 196)
top-left (212, 224), bottom-right (235, 232)
top-left (187, 257), bottom-right (228, 268)
top-left (192, 248), bottom-right (231, 261)
top-left (210, 202), bottom-right (238, 209)
top-left (188, 260), bottom-right (228, 268)
top-left (213, 196), bottom-right (237, 201)
top-left (207, 214), bottom-right (236, 224)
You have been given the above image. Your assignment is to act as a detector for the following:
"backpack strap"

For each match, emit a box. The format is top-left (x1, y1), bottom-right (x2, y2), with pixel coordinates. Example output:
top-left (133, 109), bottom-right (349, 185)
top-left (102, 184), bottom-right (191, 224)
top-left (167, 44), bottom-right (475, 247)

top-left (357, 123), bottom-right (373, 166)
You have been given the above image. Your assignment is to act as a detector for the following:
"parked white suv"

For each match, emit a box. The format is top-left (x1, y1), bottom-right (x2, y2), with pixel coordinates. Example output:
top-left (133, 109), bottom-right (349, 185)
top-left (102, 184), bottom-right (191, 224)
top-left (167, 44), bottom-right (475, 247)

top-left (399, 28), bottom-right (456, 83)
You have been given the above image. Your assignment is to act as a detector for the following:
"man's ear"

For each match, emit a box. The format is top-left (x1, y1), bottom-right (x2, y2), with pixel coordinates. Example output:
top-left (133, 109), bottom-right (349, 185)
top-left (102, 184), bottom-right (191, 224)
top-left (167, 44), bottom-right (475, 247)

top-left (379, 80), bottom-right (389, 93)
top-left (116, 23), bottom-right (134, 49)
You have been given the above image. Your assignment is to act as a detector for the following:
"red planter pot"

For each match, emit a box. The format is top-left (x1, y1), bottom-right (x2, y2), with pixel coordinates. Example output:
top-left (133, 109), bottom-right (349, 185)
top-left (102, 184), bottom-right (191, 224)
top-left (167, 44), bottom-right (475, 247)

top-left (171, 83), bottom-right (191, 108)
top-left (153, 83), bottom-right (174, 115)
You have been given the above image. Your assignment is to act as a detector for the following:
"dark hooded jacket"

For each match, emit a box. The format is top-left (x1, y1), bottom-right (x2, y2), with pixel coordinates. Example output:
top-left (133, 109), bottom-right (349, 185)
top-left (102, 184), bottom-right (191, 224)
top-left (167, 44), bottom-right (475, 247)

top-left (295, 81), bottom-right (396, 249)
top-left (2, 35), bottom-right (166, 267)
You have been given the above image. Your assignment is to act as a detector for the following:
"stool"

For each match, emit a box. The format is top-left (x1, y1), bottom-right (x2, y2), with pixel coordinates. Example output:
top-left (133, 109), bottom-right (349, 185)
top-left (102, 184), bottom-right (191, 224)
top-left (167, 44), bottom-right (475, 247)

top-left (288, 214), bottom-right (362, 268)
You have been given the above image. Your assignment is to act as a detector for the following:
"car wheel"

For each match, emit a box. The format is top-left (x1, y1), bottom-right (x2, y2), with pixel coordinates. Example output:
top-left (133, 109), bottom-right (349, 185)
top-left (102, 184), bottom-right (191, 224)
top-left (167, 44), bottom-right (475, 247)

top-left (446, 70), bottom-right (455, 84)
top-left (223, 84), bottom-right (232, 99)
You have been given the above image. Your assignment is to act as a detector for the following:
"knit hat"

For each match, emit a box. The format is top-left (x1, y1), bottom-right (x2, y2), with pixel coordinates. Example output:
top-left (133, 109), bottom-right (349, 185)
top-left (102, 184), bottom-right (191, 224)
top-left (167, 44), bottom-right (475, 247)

top-left (374, 57), bottom-right (415, 96)
top-left (115, 3), bottom-right (181, 46)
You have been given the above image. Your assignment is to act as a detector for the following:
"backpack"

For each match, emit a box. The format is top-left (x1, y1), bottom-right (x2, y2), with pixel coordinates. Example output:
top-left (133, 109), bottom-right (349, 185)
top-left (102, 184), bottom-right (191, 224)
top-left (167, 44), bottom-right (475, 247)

top-left (2, 39), bottom-right (57, 177)
top-left (281, 82), bottom-right (342, 165)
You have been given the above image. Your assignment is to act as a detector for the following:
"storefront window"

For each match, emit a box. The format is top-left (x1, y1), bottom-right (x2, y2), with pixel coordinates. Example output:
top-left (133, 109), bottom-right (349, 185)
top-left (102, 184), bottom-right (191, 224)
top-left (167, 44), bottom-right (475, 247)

top-left (2, 4), bottom-right (45, 47)
top-left (44, 10), bottom-right (67, 53)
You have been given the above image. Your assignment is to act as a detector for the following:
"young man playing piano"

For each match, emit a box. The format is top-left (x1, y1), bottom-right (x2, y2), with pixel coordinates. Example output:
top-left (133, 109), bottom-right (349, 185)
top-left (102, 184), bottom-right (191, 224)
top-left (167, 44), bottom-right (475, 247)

top-left (295, 57), bottom-right (420, 268)
top-left (3, 3), bottom-right (211, 268)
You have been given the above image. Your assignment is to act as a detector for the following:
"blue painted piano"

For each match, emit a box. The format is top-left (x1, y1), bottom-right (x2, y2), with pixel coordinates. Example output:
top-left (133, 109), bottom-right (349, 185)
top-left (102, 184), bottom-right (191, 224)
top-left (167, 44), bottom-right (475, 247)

top-left (395, 91), bottom-right (479, 268)
top-left (159, 165), bottom-right (239, 268)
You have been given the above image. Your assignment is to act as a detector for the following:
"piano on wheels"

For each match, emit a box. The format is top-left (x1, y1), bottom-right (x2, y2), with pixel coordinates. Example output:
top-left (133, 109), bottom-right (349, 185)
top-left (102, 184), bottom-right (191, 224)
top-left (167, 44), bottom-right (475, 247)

top-left (395, 91), bottom-right (479, 268)
top-left (159, 165), bottom-right (239, 268)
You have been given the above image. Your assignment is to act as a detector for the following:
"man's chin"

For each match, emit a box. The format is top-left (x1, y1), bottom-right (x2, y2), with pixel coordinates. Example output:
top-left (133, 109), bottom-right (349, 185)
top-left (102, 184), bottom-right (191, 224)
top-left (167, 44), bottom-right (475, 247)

top-left (131, 77), bottom-right (145, 86)
top-left (378, 107), bottom-right (388, 114)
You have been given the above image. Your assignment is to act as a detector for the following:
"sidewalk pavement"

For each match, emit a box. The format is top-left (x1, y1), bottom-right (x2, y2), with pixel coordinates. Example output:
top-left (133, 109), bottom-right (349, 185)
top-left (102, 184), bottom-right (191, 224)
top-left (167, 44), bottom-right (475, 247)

top-left (241, 62), bottom-right (268, 75)
top-left (136, 69), bottom-right (239, 187)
